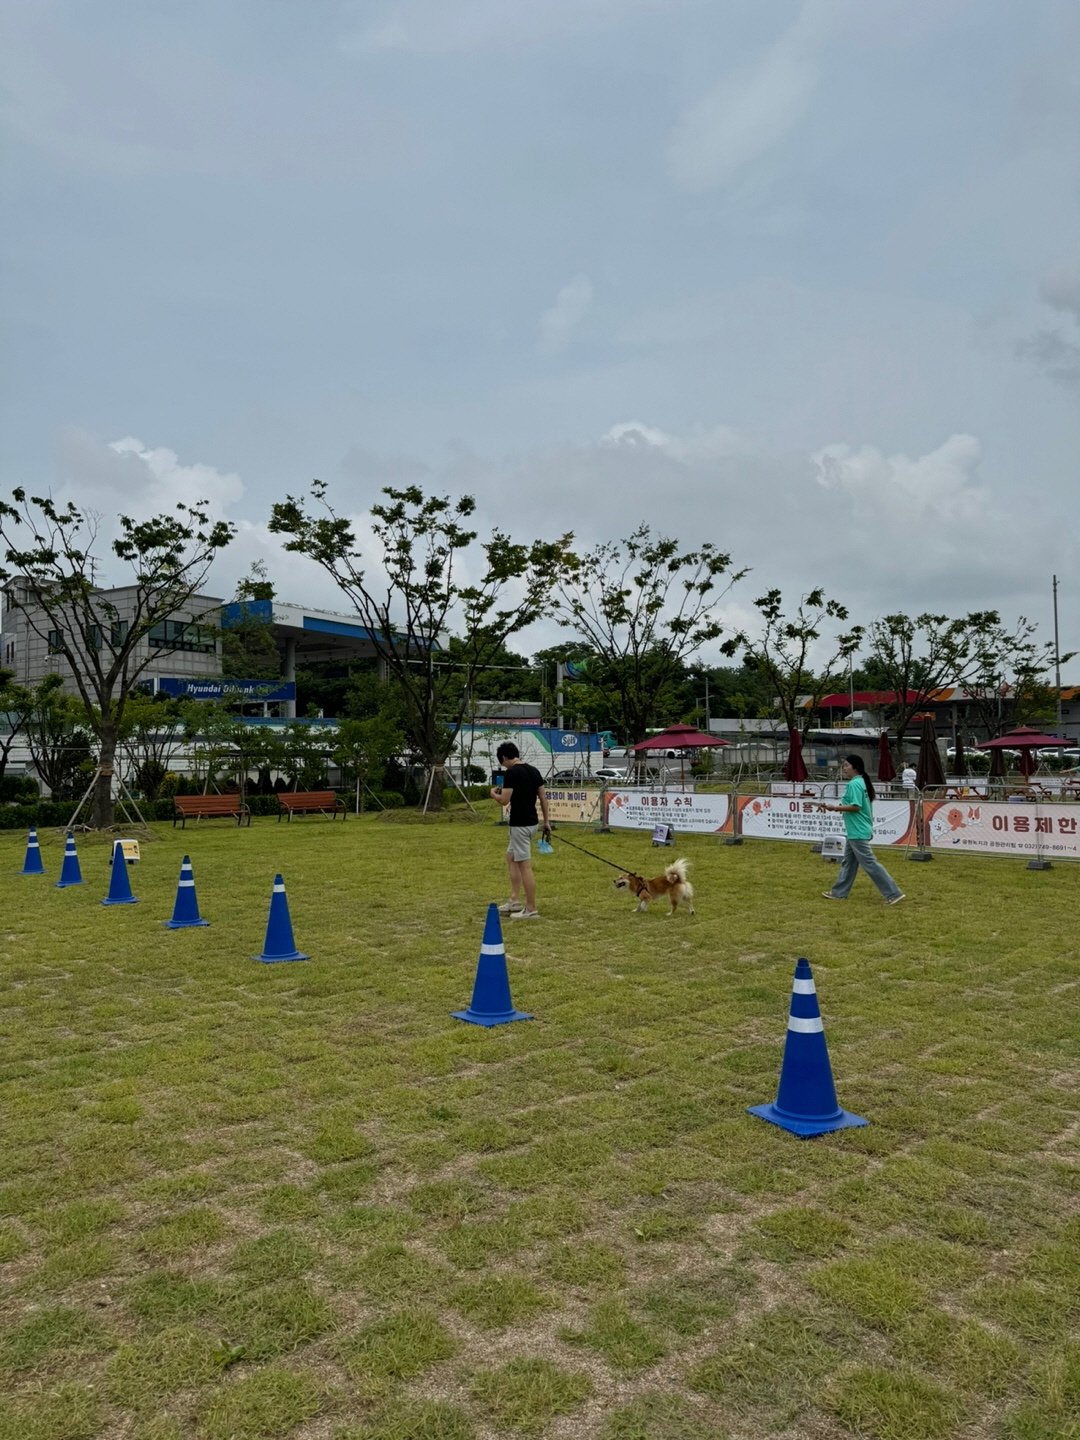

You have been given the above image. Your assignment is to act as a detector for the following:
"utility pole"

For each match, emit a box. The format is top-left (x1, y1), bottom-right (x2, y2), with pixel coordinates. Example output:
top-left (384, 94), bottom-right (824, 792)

top-left (1053, 574), bottom-right (1062, 733)
top-left (556, 663), bottom-right (566, 730)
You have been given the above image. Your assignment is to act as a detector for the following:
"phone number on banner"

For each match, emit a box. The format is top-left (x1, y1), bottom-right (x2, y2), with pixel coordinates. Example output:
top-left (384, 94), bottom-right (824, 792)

top-left (604, 791), bottom-right (730, 833)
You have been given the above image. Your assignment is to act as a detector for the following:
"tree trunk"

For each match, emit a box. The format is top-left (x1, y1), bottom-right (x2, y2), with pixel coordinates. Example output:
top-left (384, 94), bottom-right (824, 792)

top-left (94, 728), bottom-right (117, 829)
top-left (423, 764), bottom-right (446, 812)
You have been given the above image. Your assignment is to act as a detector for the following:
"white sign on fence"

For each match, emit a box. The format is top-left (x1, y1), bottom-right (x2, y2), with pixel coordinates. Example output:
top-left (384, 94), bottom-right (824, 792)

top-left (605, 790), bottom-right (730, 833)
top-left (738, 796), bottom-right (915, 846)
top-left (546, 791), bottom-right (602, 824)
top-left (925, 801), bottom-right (1080, 858)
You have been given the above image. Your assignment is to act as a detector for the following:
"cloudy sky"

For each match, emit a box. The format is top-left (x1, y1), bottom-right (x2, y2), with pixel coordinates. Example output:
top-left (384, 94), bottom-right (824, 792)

top-left (2, 0), bottom-right (1079, 662)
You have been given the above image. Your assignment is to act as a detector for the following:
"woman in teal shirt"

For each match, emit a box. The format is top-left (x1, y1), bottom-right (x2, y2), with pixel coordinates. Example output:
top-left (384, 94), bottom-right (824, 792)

top-left (820, 755), bottom-right (904, 904)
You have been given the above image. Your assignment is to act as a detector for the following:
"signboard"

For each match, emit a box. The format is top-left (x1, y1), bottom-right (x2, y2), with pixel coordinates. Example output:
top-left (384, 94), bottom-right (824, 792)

top-left (546, 791), bottom-right (602, 825)
top-left (156, 678), bottom-right (296, 702)
top-left (115, 839), bottom-right (140, 863)
top-left (652, 824), bottom-right (673, 845)
top-left (822, 835), bottom-right (846, 859)
top-left (925, 801), bottom-right (1080, 858)
top-left (737, 796), bottom-right (916, 846)
top-left (605, 790), bottom-right (730, 833)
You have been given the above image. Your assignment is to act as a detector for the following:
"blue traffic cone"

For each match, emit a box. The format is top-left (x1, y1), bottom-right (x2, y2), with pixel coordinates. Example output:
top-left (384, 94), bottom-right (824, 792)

top-left (748, 958), bottom-right (867, 1137)
top-left (253, 874), bottom-right (309, 962)
top-left (19, 827), bottom-right (45, 875)
top-left (452, 903), bottom-right (533, 1027)
top-left (102, 840), bottom-right (138, 906)
top-left (55, 832), bottom-right (83, 888)
top-left (165, 855), bottom-right (209, 929)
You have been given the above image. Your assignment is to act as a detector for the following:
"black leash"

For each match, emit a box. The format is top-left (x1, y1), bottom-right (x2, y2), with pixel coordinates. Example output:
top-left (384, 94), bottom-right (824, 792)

top-left (547, 830), bottom-right (638, 874)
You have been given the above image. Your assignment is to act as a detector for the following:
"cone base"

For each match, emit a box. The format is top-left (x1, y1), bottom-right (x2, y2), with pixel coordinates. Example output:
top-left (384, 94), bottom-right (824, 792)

top-left (747, 1102), bottom-right (868, 1137)
top-left (451, 1008), bottom-right (533, 1027)
top-left (55, 880), bottom-right (83, 889)
top-left (102, 897), bottom-right (138, 906)
top-left (166, 918), bottom-right (210, 929)
top-left (252, 951), bottom-right (309, 963)
top-left (19, 868), bottom-right (46, 877)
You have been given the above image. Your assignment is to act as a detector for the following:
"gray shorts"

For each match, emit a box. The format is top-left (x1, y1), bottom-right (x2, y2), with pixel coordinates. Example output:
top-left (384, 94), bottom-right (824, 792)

top-left (507, 825), bottom-right (538, 862)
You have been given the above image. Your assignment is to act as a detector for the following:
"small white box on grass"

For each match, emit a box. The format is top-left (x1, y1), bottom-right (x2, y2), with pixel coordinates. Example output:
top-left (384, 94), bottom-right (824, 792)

top-left (821, 835), bottom-right (846, 862)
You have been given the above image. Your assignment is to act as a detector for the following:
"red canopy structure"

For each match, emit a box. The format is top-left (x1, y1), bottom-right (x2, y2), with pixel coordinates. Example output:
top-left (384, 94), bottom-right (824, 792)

top-left (877, 731), bottom-right (896, 782)
top-left (783, 728), bottom-right (808, 783)
top-left (629, 724), bottom-right (730, 752)
top-left (629, 723), bottom-right (730, 787)
top-left (975, 726), bottom-right (1071, 778)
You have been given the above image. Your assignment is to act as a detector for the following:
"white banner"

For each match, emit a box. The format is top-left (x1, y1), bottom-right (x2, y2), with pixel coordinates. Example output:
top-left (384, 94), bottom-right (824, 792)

top-left (738, 796), bottom-right (915, 846)
top-left (605, 790), bottom-right (729, 833)
top-left (925, 801), bottom-right (1080, 857)
top-left (547, 791), bottom-right (602, 824)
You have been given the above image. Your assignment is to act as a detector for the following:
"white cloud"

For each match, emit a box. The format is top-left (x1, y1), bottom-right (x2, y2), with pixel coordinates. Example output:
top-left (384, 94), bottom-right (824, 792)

top-left (665, 0), bottom-right (846, 192)
top-left (539, 275), bottom-right (594, 352)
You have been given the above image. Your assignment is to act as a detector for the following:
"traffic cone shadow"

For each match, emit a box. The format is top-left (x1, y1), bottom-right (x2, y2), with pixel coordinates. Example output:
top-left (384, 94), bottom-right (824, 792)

top-left (19, 827), bottom-right (45, 876)
top-left (253, 874), bottom-right (309, 962)
top-left (165, 855), bottom-right (209, 929)
top-left (55, 832), bottom-right (83, 888)
top-left (452, 903), bottom-right (533, 1027)
top-left (748, 957), bottom-right (867, 1137)
top-left (102, 840), bottom-right (138, 906)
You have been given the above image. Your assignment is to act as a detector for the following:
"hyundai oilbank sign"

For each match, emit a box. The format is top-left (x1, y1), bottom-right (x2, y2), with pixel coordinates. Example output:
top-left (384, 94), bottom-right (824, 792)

top-left (155, 678), bottom-right (296, 702)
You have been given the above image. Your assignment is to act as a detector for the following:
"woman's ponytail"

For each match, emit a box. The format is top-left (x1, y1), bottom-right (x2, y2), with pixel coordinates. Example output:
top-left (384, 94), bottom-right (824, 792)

top-left (844, 753), bottom-right (875, 802)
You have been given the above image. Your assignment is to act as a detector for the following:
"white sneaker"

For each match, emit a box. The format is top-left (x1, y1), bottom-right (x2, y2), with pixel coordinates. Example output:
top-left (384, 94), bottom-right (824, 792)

top-left (497, 899), bottom-right (524, 915)
top-left (509, 909), bottom-right (540, 920)
top-left (885, 893), bottom-right (906, 905)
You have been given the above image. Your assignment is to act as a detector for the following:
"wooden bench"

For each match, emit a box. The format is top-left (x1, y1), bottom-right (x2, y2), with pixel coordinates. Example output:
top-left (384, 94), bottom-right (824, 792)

top-left (173, 795), bottom-right (252, 828)
top-left (277, 790), bottom-right (347, 822)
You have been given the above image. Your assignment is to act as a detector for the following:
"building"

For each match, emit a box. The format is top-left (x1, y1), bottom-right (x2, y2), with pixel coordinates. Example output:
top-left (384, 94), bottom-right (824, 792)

top-left (1, 587), bottom-right (421, 721)
top-left (0, 580), bottom-right (224, 693)
top-left (812, 687), bottom-right (1080, 744)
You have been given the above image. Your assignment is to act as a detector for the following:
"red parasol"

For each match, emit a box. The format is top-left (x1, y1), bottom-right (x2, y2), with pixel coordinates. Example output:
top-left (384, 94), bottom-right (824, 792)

top-left (783, 728), bottom-right (808, 783)
top-left (629, 724), bottom-right (730, 751)
top-left (629, 723), bottom-right (731, 787)
top-left (877, 731), bottom-right (896, 782)
top-left (915, 714), bottom-right (945, 789)
top-left (975, 726), bottom-right (1070, 778)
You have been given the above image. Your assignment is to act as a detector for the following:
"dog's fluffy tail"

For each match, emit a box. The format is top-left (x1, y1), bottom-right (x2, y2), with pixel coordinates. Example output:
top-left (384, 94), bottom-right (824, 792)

top-left (666, 858), bottom-right (692, 895)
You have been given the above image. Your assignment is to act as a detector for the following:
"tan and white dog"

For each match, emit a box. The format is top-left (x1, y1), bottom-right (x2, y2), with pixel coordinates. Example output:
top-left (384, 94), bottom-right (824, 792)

top-left (614, 858), bottom-right (695, 915)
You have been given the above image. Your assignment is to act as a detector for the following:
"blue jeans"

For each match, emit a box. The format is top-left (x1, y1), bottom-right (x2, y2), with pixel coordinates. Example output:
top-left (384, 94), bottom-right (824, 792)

top-left (828, 838), bottom-right (902, 900)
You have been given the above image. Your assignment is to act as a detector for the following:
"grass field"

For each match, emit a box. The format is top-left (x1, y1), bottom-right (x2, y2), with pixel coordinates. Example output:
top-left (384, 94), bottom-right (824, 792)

top-left (0, 812), bottom-right (1077, 1440)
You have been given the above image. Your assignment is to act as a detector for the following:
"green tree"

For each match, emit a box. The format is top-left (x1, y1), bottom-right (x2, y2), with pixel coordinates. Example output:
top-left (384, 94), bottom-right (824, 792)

top-left (221, 562), bottom-right (281, 681)
top-left (23, 675), bottom-right (94, 800)
top-left (334, 714), bottom-right (404, 809)
top-left (0, 667), bottom-right (36, 787)
top-left (118, 691), bottom-right (184, 801)
top-left (864, 611), bottom-right (1000, 743)
top-left (269, 482), bottom-right (573, 810)
top-left (553, 526), bottom-right (745, 744)
top-left (721, 588), bottom-right (863, 736)
top-left (963, 615), bottom-right (1068, 739)
top-left (0, 491), bottom-right (234, 827)
top-left (269, 720), bottom-right (332, 791)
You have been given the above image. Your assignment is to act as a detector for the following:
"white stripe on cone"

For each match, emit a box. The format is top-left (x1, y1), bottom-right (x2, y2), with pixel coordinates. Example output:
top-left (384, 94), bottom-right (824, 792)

top-left (792, 978), bottom-right (817, 994)
top-left (787, 1015), bottom-right (825, 1034)
top-left (480, 943), bottom-right (505, 955)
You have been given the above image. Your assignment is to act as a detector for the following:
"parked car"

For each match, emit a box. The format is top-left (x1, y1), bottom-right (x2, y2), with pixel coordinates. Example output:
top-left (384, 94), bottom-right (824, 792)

top-left (593, 768), bottom-right (627, 782)
top-left (548, 769), bottom-right (584, 786)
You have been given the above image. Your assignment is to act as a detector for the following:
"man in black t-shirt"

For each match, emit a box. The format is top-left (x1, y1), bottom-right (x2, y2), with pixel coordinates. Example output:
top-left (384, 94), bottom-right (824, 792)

top-left (490, 742), bottom-right (551, 920)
